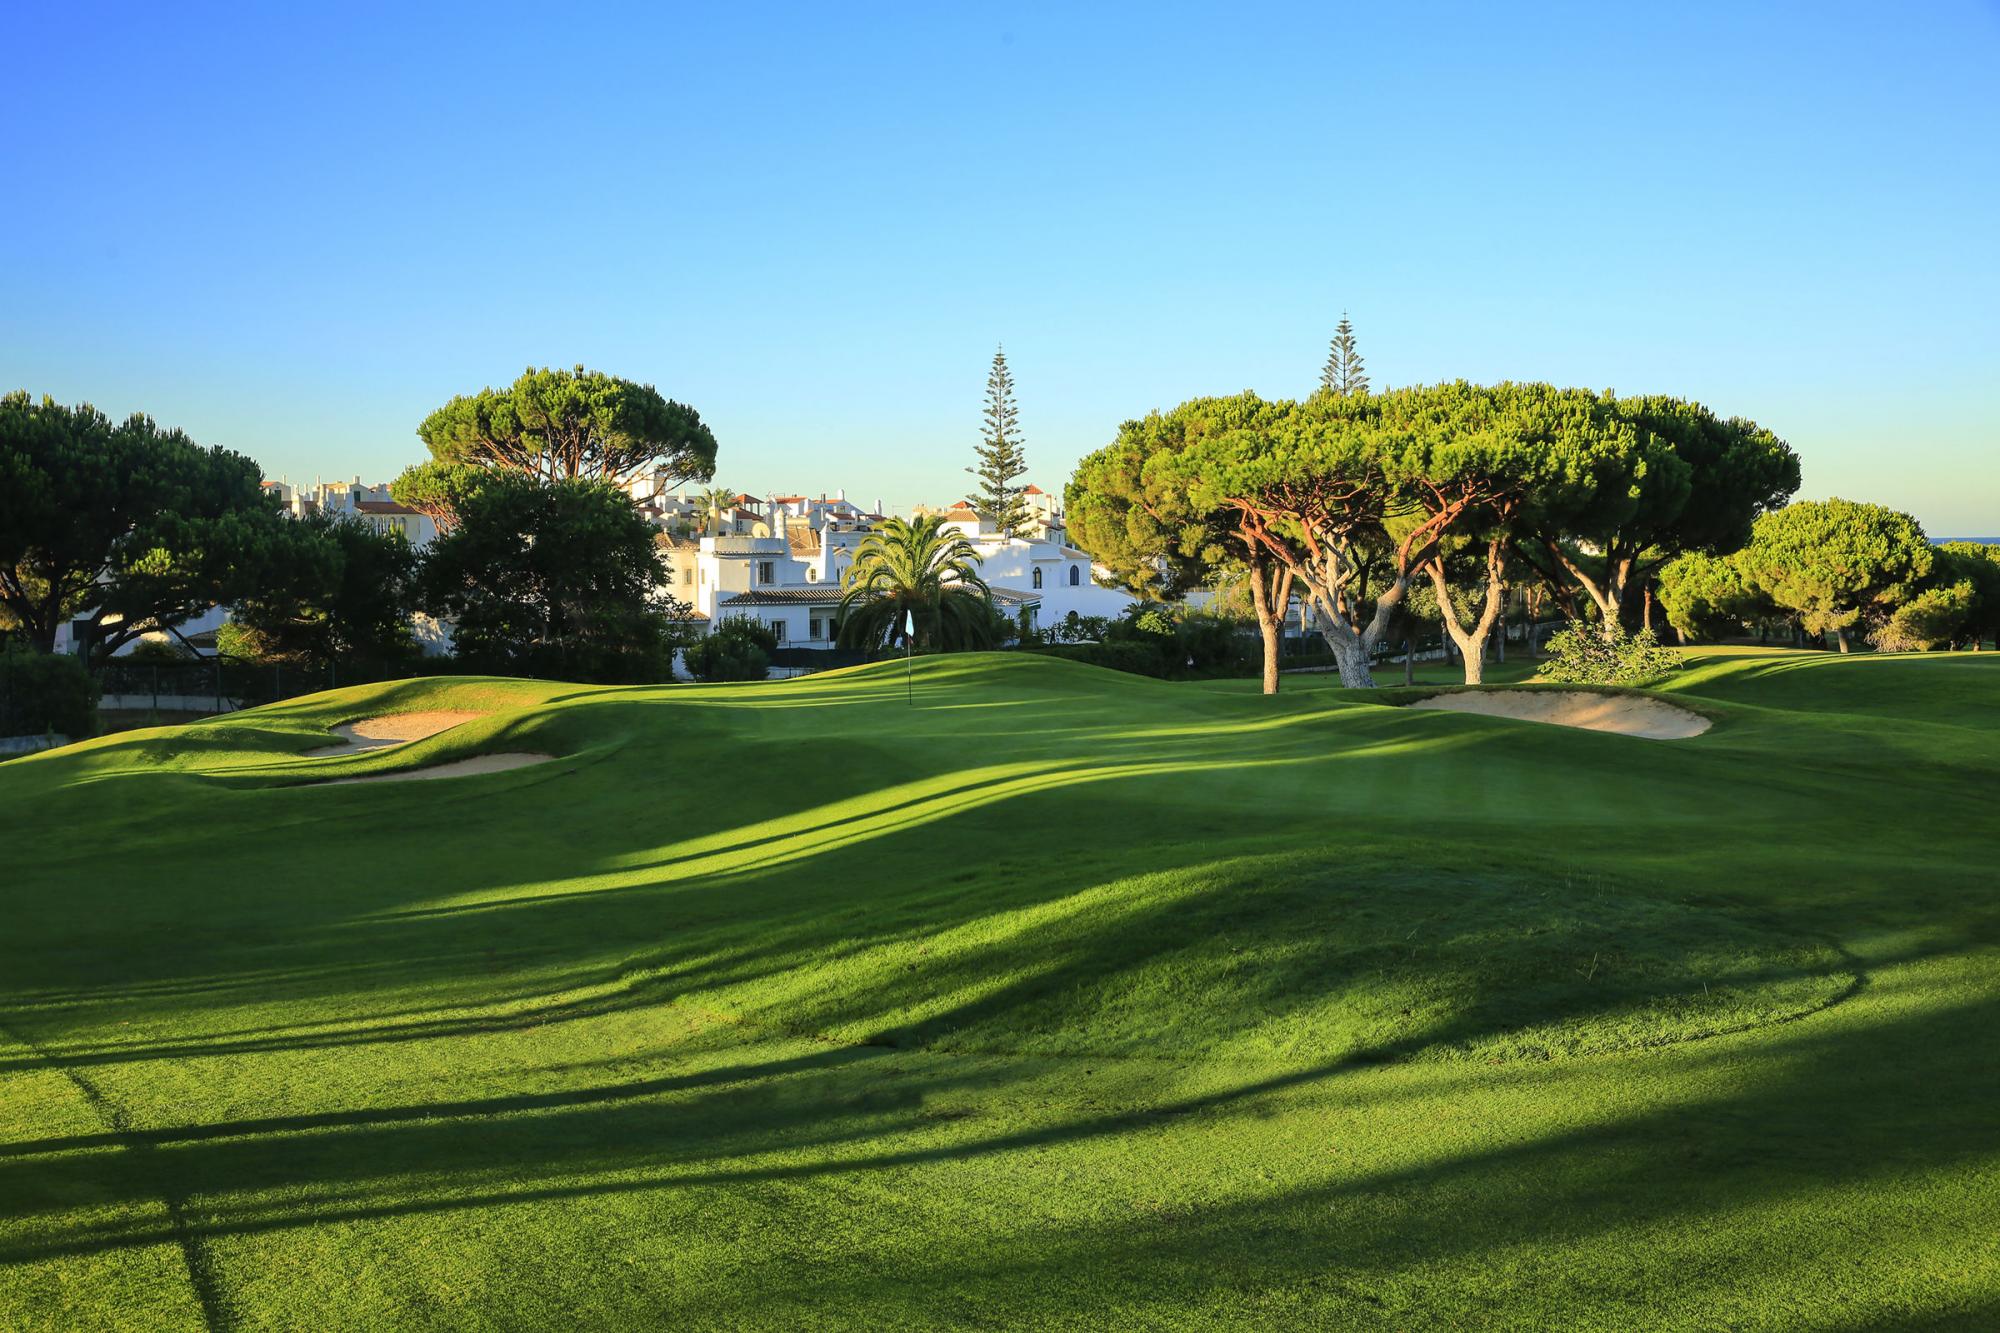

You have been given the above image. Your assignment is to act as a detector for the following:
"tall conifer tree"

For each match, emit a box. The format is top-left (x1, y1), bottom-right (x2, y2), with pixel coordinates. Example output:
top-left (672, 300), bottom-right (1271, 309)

top-left (966, 346), bottom-right (1032, 538)
top-left (1320, 314), bottom-right (1369, 396)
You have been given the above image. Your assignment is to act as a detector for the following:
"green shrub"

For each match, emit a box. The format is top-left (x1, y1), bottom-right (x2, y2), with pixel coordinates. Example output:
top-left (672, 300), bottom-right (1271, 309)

top-left (124, 638), bottom-right (197, 664)
top-left (685, 618), bottom-right (776, 682)
top-left (1536, 626), bottom-right (1681, 686)
top-left (1871, 582), bottom-right (1976, 652)
top-left (1175, 611), bottom-right (1257, 674)
top-left (1028, 640), bottom-right (1172, 678)
top-left (1, 646), bottom-right (98, 738)
top-left (1111, 603), bottom-right (1177, 641)
top-left (1048, 612), bottom-right (1112, 644)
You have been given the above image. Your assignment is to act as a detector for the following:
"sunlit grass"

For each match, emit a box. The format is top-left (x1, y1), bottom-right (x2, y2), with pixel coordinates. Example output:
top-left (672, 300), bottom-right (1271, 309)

top-left (1, 648), bottom-right (1995, 1329)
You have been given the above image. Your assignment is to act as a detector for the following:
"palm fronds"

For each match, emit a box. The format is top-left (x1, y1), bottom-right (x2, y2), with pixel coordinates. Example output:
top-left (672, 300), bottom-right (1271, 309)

top-left (836, 515), bottom-right (998, 651)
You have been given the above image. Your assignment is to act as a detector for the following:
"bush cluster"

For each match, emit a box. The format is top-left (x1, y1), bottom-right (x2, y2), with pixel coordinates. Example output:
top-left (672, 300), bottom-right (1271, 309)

top-left (1028, 605), bottom-right (1257, 679)
top-left (1, 645), bottom-right (98, 738)
top-left (1535, 627), bottom-right (1681, 687)
top-left (1658, 503), bottom-right (2000, 652)
top-left (684, 618), bottom-right (776, 682)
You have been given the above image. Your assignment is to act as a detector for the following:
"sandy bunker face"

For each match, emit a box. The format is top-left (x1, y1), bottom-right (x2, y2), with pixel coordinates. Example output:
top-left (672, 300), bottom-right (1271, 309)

top-left (306, 711), bottom-right (490, 756)
top-left (304, 710), bottom-right (555, 781)
top-left (1410, 690), bottom-right (1710, 740)
top-left (321, 753), bottom-right (552, 785)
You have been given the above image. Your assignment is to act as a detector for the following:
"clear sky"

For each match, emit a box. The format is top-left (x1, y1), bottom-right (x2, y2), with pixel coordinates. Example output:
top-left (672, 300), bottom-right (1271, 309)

top-left (4, 2), bottom-right (1996, 531)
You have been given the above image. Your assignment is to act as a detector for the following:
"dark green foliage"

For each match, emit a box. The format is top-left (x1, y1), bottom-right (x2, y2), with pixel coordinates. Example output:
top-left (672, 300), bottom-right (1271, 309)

top-left (223, 512), bottom-right (420, 669)
top-left (419, 365), bottom-right (718, 489)
top-left (1736, 499), bottom-right (1932, 652)
top-left (1036, 638), bottom-right (1173, 677)
top-left (1536, 625), bottom-right (1682, 685)
top-left (1174, 611), bottom-right (1259, 673)
top-left (1067, 394), bottom-right (1292, 603)
top-left (1655, 550), bottom-right (1774, 640)
top-left (836, 515), bottom-right (997, 652)
top-left (1515, 393), bottom-right (1801, 631)
top-left (1031, 605), bottom-right (1256, 679)
top-left (1078, 382), bottom-right (1797, 682)
top-left (1120, 603), bottom-right (1177, 640)
top-left (0, 644), bottom-right (97, 737)
top-left (1047, 612), bottom-right (1113, 644)
top-left (965, 348), bottom-right (1032, 538)
top-left (1320, 312), bottom-right (1368, 396)
top-left (121, 639), bottom-right (198, 664)
top-left (1934, 542), bottom-right (2000, 648)
top-left (684, 618), bottom-right (776, 682)
top-left (1872, 582), bottom-right (1976, 652)
top-left (0, 390), bottom-right (275, 656)
top-left (419, 473), bottom-right (683, 682)
top-left (389, 460), bottom-right (489, 531)
top-left (1066, 394), bottom-right (1305, 692)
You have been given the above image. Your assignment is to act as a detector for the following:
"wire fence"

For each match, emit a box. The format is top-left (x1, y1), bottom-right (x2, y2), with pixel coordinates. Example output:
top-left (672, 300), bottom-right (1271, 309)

top-left (93, 657), bottom-right (447, 716)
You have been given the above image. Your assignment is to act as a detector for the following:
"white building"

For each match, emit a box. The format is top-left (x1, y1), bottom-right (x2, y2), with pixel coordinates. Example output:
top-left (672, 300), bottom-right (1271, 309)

top-left (264, 477), bottom-right (439, 550)
top-left (659, 486), bottom-right (1133, 661)
top-left (932, 501), bottom-right (1133, 625)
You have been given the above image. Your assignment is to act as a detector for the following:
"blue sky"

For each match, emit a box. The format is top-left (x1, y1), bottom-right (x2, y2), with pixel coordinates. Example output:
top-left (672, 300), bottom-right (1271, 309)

top-left (4, 1), bottom-right (1997, 531)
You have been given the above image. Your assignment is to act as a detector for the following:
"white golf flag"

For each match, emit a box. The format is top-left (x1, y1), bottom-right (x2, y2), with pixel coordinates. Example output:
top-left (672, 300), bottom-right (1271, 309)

top-left (904, 610), bottom-right (915, 639)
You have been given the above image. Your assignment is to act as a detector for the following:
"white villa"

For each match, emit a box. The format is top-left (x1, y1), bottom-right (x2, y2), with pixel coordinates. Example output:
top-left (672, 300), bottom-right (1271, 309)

top-left (659, 489), bottom-right (1133, 651)
top-left (264, 477), bottom-right (439, 549)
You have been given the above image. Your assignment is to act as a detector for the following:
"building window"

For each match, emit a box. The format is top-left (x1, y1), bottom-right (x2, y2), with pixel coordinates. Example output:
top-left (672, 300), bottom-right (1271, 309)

top-left (806, 568), bottom-right (819, 583)
top-left (1069, 564), bottom-right (1081, 586)
top-left (772, 620), bottom-right (787, 642)
top-left (809, 618), bottom-right (825, 640)
top-left (757, 560), bottom-right (775, 585)
top-left (681, 568), bottom-right (693, 585)
top-left (1032, 567), bottom-right (1043, 589)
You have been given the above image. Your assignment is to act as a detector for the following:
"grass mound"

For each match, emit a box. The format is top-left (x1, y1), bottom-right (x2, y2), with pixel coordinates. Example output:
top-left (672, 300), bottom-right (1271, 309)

top-left (743, 855), bottom-right (1853, 1065)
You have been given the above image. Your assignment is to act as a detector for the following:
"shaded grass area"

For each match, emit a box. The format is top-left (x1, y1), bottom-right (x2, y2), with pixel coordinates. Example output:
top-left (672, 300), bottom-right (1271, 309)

top-left (0, 648), bottom-right (1996, 1328)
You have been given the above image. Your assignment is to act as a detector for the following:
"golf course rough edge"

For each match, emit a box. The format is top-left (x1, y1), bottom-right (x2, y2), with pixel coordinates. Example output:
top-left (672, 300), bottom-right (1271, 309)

top-left (1410, 689), bottom-right (1711, 739)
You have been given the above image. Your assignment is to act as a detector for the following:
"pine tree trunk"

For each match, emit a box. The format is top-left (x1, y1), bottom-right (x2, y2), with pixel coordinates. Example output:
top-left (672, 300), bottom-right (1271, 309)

top-left (1247, 552), bottom-right (1285, 696)
top-left (1330, 636), bottom-right (1376, 688)
top-left (1423, 541), bottom-right (1507, 687)
top-left (1835, 626), bottom-right (1851, 654)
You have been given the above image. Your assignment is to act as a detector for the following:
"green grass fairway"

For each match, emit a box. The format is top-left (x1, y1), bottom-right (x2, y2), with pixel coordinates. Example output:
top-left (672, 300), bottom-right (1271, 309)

top-left (3, 649), bottom-right (1996, 1329)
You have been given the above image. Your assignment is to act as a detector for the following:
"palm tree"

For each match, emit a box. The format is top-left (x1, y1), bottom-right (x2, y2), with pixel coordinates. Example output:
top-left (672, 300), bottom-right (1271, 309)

top-left (836, 515), bottom-right (997, 651)
top-left (698, 486), bottom-right (738, 535)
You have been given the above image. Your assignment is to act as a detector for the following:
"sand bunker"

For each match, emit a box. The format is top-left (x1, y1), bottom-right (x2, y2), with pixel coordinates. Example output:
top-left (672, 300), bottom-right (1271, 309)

top-left (1410, 690), bottom-right (1710, 740)
top-left (307, 711), bottom-right (489, 756)
top-left (321, 753), bottom-right (554, 785)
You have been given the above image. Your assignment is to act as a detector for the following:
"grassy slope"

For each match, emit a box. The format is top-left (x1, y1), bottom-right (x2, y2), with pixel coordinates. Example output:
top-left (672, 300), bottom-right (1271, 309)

top-left (0, 648), bottom-right (1995, 1330)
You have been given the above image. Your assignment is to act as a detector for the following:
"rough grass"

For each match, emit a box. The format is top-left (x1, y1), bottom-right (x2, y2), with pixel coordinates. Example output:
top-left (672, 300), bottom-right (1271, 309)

top-left (1, 647), bottom-right (1995, 1329)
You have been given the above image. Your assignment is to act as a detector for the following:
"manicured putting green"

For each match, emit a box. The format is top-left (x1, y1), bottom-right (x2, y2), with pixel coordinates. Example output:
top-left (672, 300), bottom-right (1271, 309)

top-left (1, 648), bottom-right (1994, 1329)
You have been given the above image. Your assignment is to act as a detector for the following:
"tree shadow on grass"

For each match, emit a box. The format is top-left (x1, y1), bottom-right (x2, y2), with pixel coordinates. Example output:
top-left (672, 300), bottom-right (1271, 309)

top-left (0, 950), bottom-right (1991, 1332)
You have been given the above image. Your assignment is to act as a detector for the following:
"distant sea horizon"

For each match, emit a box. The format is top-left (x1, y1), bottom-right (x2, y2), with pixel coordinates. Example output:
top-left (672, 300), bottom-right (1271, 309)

top-left (1939, 536), bottom-right (1999, 544)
